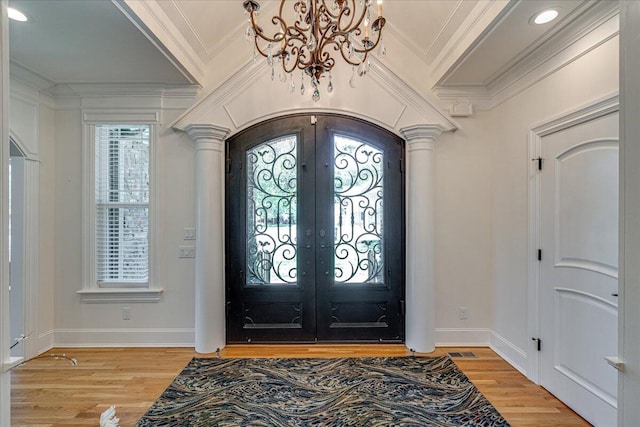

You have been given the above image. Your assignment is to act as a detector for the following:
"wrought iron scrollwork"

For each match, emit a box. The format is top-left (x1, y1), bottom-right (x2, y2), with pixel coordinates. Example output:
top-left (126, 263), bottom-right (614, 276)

top-left (246, 136), bottom-right (298, 285)
top-left (333, 135), bottom-right (384, 284)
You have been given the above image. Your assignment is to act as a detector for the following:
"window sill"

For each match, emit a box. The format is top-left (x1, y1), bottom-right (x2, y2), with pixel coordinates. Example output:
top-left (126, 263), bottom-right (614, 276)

top-left (77, 288), bottom-right (163, 303)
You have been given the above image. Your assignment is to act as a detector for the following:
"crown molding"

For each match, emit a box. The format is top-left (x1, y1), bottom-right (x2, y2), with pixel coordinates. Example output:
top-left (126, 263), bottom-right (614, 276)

top-left (433, 1), bottom-right (620, 110)
top-left (486, 1), bottom-right (619, 107)
top-left (10, 62), bottom-right (55, 93)
top-left (433, 85), bottom-right (492, 111)
top-left (43, 83), bottom-right (198, 112)
top-left (430, 0), bottom-right (514, 87)
top-left (154, 0), bottom-right (210, 60)
top-left (112, 0), bottom-right (206, 86)
top-left (483, 1), bottom-right (603, 87)
top-left (424, 1), bottom-right (478, 65)
top-left (49, 83), bottom-right (198, 98)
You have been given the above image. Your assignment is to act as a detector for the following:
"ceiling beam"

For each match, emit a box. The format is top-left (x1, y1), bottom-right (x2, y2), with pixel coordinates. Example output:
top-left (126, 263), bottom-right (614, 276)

top-left (112, 0), bottom-right (206, 87)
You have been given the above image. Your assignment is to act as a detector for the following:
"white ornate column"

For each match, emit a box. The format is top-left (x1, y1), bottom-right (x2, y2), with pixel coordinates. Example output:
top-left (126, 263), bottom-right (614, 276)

top-left (185, 124), bottom-right (230, 354)
top-left (401, 125), bottom-right (444, 353)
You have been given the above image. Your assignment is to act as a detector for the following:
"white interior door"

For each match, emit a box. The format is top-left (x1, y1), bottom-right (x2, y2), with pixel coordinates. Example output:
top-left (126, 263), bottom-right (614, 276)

top-left (539, 111), bottom-right (619, 427)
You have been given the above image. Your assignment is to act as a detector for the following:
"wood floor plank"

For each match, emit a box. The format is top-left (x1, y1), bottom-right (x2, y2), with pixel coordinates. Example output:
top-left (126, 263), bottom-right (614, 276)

top-left (10, 346), bottom-right (591, 426)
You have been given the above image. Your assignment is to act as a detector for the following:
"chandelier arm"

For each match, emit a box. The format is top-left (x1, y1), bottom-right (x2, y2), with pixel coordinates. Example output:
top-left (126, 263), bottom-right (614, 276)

top-left (336, 0), bottom-right (366, 34)
top-left (326, 29), bottom-right (364, 66)
top-left (251, 14), bottom-right (289, 44)
top-left (286, 28), bottom-right (308, 48)
top-left (292, 4), bottom-right (311, 34)
top-left (318, 25), bottom-right (349, 68)
top-left (278, 0), bottom-right (287, 19)
top-left (253, 37), bottom-right (272, 59)
top-left (318, 0), bottom-right (334, 17)
top-left (338, 43), bottom-right (366, 67)
top-left (288, 41), bottom-right (313, 71)
top-left (291, 17), bottom-right (311, 45)
top-left (282, 51), bottom-right (303, 74)
top-left (316, 46), bottom-right (336, 72)
top-left (353, 42), bottom-right (379, 55)
top-left (353, 31), bottom-right (383, 54)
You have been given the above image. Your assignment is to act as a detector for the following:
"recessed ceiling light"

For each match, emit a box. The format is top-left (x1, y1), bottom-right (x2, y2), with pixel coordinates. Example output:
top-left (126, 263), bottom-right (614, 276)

top-left (8, 7), bottom-right (29, 22)
top-left (532, 9), bottom-right (559, 25)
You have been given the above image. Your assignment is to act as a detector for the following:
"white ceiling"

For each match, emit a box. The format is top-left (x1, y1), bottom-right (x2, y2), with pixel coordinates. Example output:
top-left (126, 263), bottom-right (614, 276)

top-left (8, 0), bottom-right (191, 86)
top-left (439, 0), bottom-right (588, 86)
top-left (6, 0), bottom-right (594, 94)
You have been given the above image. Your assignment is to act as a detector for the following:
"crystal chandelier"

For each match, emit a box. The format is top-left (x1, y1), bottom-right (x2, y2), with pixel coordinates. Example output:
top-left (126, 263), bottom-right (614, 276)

top-left (243, 0), bottom-right (386, 101)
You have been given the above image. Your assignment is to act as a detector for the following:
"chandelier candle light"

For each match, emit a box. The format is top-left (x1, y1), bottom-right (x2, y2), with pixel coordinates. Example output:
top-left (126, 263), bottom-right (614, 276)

top-left (243, 0), bottom-right (386, 101)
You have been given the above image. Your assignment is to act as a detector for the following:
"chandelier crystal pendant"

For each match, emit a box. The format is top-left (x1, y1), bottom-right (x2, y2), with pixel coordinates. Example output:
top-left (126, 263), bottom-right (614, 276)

top-left (243, 0), bottom-right (386, 101)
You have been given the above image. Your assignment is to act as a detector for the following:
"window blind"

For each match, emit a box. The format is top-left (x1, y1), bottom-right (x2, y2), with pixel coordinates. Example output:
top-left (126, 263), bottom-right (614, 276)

top-left (95, 125), bottom-right (150, 284)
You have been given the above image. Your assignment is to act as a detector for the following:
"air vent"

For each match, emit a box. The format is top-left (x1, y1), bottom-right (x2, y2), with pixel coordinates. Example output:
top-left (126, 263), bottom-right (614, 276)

top-left (447, 351), bottom-right (477, 359)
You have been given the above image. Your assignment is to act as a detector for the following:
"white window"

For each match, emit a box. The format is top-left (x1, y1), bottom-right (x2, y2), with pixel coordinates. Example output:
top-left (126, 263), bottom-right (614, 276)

top-left (95, 125), bottom-right (149, 285)
top-left (80, 112), bottom-right (162, 302)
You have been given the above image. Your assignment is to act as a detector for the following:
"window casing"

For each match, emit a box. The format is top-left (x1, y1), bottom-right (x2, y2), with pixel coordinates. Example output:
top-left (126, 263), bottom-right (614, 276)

top-left (80, 111), bottom-right (162, 302)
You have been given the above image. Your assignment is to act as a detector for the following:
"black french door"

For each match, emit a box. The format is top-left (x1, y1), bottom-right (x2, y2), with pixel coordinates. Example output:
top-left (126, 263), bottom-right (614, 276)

top-left (226, 114), bottom-right (405, 343)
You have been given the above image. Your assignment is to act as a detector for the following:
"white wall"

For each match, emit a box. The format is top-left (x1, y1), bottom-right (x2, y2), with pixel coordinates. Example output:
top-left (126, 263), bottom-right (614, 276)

top-left (44, 69), bottom-right (498, 348)
top-left (13, 24), bottom-right (619, 370)
top-left (490, 35), bottom-right (619, 364)
top-left (52, 94), bottom-right (199, 346)
top-left (434, 111), bottom-right (494, 344)
top-left (30, 7), bottom-right (618, 358)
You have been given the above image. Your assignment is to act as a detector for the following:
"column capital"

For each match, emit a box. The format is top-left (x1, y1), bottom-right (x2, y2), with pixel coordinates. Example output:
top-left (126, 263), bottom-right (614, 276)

top-left (184, 123), bottom-right (231, 143)
top-left (400, 124), bottom-right (446, 143)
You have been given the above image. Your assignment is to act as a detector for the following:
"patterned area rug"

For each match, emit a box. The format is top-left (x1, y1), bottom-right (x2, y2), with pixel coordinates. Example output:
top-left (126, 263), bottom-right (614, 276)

top-left (136, 356), bottom-right (510, 426)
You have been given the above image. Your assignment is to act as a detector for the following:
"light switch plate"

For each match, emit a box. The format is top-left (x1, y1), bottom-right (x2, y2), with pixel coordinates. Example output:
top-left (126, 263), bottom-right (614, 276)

top-left (179, 246), bottom-right (196, 258)
top-left (183, 228), bottom-right (196, 240)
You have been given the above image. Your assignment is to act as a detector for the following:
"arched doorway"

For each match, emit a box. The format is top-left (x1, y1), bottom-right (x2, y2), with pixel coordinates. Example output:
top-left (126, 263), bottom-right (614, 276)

top-left (225, 114), bottom-right (405, 343)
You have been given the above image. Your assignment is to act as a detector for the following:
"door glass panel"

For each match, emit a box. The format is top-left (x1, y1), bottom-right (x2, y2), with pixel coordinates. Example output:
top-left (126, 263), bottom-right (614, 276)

top-left (333, 135), bottom-right (384, 284)
top-left (246, 135), bottom-right (298, 285)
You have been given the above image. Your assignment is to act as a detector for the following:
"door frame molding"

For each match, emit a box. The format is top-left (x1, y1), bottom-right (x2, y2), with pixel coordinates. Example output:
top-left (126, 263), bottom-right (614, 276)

top-left (527, 92), bottom-right (619, 383)
top-left (7, 135), bottom-right (39, 364)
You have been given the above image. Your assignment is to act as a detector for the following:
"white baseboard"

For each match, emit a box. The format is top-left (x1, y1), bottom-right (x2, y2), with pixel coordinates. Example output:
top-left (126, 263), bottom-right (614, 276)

top-left (435, 328), bottom-right (492, 346)
top-left (53, 328), bottom-right (195, 347)
top-left (489, 331), bottom-right (528, 376)
top-left (38, 330), bottom-right (54, 354)
top-left (46, 327), bottom-right (528, 378)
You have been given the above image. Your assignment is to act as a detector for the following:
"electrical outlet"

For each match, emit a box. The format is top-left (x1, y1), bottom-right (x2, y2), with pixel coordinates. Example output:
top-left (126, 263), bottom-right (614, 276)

top-left (184, 227), bottom-right (196, 240)
top-left (122, 307), bottom-right (131, 320)
top-left (459, 307), bottom-right (468, 320)
top-left (179, 246), bottom-right (196, 258)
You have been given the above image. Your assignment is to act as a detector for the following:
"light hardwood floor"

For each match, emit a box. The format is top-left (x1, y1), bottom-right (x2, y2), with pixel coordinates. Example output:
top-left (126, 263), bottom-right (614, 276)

top-left (10, 345), bottom-right (590, 426)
